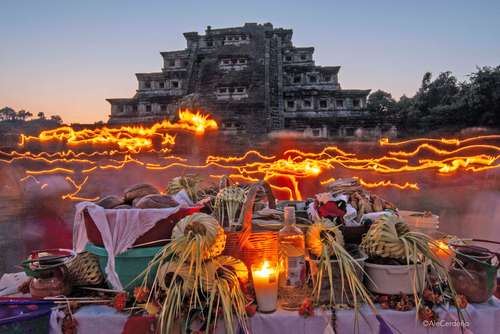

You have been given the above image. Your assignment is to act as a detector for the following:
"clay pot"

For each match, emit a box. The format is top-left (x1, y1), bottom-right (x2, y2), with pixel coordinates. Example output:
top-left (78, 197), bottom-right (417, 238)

top-left (29, 266), bottom-right (71, 298)
top-left (449, 245), bottom-right (498, 303)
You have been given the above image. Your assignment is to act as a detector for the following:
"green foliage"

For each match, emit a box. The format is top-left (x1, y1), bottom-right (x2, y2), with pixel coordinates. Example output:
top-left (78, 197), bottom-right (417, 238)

top-left (368, 66), bottom-right (500, 130)
top-left (367, 90), bottom-right (396, 114)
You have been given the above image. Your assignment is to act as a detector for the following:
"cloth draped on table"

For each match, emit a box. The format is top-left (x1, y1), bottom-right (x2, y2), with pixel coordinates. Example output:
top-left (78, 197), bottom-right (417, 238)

top-left (40, 297), bottom-right (500, 334)
top-left (73, 190), bottom-right (193, 290)
top-left (49, 305), bottom-right (135, 334)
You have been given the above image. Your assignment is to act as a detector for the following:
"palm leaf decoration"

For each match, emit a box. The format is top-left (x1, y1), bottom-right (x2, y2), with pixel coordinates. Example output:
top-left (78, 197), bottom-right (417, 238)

top-left (136, 213), bottom-right (248, 334)
top-left (166, 174), bottom-right (202, 202)
top-left (361, 214), bottom-right (463, 316)
top-left (306, 219), bottom-right (376, 313)
top-left (214, 186), bottom-right (246, 230)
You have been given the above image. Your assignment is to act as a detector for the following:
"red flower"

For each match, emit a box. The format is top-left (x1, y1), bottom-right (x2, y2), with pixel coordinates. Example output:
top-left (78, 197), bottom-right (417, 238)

top-left (62, 315), bottom-right (78, 334)
top-left (133, 287), bottom-right (150, 303)
top-left (113, 292), bottom-right (129, 312)
top-left (317, 201), bottom-right (345, 224)
top-left (298, 298), bottom-right (315, 318)
top-left (245, 303), bottom-right (257, 317)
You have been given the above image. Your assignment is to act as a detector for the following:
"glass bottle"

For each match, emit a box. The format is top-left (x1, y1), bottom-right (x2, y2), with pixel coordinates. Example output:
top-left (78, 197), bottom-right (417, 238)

top-left (278, 206), bottom-right (306, 287)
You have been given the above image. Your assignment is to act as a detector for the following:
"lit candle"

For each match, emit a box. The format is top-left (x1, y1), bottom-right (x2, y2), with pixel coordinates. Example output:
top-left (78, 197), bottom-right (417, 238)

top-left (431, 240), bottom-right (454, 269)
top-left (252, 261), bottom-right (278, 313)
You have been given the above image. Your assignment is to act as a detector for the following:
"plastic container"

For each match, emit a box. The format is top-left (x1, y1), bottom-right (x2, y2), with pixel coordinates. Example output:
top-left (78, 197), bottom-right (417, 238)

top-left (364, 262), bottom-right (427, 295)
top-left (84, 207), bottom-right (201, 247)
top-left (398, 210), bottom-right (439, 235)
top-left (0, 301), bottom-right (53, 334)
top-left (85, 243), bottom-right (163, 291)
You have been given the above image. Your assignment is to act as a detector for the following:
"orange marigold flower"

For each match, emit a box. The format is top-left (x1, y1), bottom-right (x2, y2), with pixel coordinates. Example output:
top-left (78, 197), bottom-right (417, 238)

top-left (133, 287), bottom-right (150, 303)
top-left (455, 294), bottom-right (468, 309)
top-left (113, 292), bottom-right (128, 312)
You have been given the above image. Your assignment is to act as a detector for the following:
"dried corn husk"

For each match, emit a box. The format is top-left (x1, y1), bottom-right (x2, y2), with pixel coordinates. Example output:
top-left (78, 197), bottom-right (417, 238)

top-left (166, 174), bottom-right (202, 202)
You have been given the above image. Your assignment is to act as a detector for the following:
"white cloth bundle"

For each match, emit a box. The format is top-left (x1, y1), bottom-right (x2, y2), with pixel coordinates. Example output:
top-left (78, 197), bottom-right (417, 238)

top-left (73, 190), bottom-right (193, 290)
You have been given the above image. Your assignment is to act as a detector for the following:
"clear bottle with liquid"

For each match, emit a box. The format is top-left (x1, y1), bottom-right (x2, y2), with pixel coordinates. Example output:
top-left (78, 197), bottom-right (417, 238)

top-left (279, 206), bottom-right (306, 287)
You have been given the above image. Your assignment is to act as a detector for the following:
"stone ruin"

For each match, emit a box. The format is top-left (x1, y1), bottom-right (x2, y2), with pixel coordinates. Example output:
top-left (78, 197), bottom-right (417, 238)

top-left (107, 23), bottom-right (396, 138)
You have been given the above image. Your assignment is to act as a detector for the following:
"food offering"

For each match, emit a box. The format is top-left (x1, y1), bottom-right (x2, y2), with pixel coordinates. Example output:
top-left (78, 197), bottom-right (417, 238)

top-left (360, 214), bottom-right (468, 323)
top-left (14, 174), bottom-right (497, 334)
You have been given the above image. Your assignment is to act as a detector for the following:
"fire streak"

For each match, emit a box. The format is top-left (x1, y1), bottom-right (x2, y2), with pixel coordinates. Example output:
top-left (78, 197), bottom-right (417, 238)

top-left (18, 109), bottom-right (217, 152)
top-left (319, 178), bottom-right (420, 191)
top-left (62, 176), bottom-right (99, 201)
top-left (379, 134), bottom-right (500, 147)
top-left (1, 120), bottom-right (499, 201)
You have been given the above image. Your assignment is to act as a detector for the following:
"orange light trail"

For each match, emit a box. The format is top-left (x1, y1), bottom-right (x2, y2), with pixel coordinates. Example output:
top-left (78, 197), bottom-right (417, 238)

top-left (388, 143), bottom-right (500, 157)
top-left (380, 134), bottom-right (500, 147)
top-left (2, 120), bottom-right (499, 201)
top-left (320, 177), bottom-right (420, 191)
top-left (17, 109), bottom-right (217, 153)
top-left (206, 150), bottom-right (275, 163)
top-left (62, 176), bottom-right (100, 201)
top-left (26, 167), bottom-right (75, 175)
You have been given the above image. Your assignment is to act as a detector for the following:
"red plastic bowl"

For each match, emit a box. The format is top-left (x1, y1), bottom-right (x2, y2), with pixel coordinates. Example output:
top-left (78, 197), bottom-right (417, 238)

top-left (83, 207), bottom-right (201, 247)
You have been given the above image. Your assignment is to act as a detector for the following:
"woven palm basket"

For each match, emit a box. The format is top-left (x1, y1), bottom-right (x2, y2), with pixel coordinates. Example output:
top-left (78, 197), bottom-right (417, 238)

top-left (66, 251), bottom-right (104, 286)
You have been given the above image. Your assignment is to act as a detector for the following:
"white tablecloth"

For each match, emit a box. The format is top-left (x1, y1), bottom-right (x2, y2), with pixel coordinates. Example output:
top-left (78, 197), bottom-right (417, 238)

top-left (2, 273), bottom-right (498, 333)
top-left (45, 298), bottom-right (500, 334)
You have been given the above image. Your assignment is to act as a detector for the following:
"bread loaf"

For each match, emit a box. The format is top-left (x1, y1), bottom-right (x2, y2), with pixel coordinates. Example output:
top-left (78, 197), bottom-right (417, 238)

top-left (134, 194), bottom-right (179, 209)
top-left (123, 183), bottom-right (159, 202)
top-left (114, 204), bottom-right (132, 209)
top-left (95, 195), bottom-right (124, 209)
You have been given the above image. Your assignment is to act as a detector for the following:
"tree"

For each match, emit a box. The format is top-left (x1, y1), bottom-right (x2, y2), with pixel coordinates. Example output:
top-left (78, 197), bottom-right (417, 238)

top-left (464, 66), bottom-right (500, 127)
top-left (414, 71), bottom-right (460, 113)
top-left (0, 107), bottom-right (17, 121)
top-left (50, 115), bottom-right (63, 124)
top-left (367, 90), bottom-right (396, 114)
top-left (37, 112), bottom-right (46, 120)
top-left (16, 109), bottom-right (33, 121)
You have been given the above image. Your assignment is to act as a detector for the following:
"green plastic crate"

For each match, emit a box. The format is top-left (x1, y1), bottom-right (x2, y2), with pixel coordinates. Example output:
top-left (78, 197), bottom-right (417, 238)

top-left (85, 243), bottom-right (163, 291)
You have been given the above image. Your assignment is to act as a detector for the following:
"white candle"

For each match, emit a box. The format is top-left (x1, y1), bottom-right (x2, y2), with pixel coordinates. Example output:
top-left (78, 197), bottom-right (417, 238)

top-left (252, 261), bottom-right (278, 313)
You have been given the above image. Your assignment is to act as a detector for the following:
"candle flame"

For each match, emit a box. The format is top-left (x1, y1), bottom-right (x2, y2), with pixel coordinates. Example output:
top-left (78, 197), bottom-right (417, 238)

top-left (253, 261), bottom-right (275, 277)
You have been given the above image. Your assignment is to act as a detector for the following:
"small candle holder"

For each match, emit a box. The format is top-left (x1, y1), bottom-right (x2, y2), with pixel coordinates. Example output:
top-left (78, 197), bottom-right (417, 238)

top-left (252, 261), bottom-right (279, 313)
top-left (431, 240), bottom-right (455, 269)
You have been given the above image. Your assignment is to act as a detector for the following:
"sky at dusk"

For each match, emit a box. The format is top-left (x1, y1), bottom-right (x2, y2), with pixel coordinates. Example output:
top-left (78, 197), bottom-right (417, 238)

top-left (1, 0), bottom-right (499, 124)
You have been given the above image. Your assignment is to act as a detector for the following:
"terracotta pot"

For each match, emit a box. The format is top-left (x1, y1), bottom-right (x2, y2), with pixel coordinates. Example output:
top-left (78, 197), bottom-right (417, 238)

top-left (449, 244), bottom-right (498, 303)
top-left (29, 266), bottom-right (71, 298)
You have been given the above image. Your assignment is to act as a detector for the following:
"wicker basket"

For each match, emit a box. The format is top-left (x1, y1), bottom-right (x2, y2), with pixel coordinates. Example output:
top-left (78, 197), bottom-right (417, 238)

top-left (66, 251), bottom-right (104, 286)
top-left (222, 180), bottom-right (279, 269)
